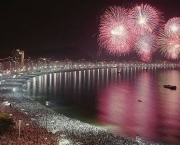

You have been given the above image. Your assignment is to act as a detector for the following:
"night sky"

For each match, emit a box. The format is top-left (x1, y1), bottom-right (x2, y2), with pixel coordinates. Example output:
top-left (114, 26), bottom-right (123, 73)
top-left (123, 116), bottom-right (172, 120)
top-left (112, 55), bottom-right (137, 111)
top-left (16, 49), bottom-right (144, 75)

top-left (0, 0), bottom-right (180, 60)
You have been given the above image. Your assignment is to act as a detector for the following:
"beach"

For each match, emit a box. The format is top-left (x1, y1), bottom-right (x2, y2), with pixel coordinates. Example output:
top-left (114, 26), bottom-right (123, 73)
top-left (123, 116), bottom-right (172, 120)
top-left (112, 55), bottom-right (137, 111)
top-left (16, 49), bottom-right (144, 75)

top-left (0, 89), bottom-right (139, 145)
top-left (0, 97), bottom-right (57, 145)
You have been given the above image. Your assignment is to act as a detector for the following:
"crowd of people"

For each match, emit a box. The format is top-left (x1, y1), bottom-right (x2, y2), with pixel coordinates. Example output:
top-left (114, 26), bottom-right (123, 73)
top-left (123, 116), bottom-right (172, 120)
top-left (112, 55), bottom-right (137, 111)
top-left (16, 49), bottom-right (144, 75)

top-left (0, 97), bottom-right (57, 145)
top-left (0, 90), bottom-right (142, 145)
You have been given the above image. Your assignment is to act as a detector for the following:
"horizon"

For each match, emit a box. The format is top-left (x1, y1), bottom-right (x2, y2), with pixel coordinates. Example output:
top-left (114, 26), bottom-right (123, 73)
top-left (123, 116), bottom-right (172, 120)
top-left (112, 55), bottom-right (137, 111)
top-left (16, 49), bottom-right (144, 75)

top-left (1, 0), bottom-right (180, 61)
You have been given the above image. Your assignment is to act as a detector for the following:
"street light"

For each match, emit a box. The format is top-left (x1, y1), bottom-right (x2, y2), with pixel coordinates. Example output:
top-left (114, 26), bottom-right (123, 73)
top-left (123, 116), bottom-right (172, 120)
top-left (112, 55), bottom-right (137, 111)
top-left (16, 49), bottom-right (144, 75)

top-left (18, 120), bottom-right (22, 138)
top-left (45, 101), bottom-right (49, 129)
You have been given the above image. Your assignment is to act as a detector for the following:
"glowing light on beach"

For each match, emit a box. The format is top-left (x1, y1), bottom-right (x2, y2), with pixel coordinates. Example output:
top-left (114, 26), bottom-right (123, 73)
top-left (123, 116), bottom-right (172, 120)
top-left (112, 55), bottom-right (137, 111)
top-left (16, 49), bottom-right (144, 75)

top-left (59, 139), bottom-right (70, 145)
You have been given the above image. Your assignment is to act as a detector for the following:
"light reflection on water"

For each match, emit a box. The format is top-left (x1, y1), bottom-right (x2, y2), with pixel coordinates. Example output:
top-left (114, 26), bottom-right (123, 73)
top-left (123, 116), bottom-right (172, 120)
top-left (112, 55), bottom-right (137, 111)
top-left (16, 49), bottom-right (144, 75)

top-left (26, 68), bottom-right (180, 144)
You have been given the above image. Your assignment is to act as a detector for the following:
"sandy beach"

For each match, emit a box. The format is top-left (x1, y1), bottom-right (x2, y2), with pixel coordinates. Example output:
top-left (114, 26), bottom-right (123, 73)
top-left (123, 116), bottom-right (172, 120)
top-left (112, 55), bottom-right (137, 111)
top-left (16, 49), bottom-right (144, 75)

top-left (0, 97), bottom-right (57, 145)
top-left (0, 90), bottom-right (139, 145)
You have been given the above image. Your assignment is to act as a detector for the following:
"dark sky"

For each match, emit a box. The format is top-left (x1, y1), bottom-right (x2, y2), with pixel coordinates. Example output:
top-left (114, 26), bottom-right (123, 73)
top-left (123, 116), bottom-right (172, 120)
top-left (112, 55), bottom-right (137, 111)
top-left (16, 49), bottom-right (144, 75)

top-left (0, 0), bottom-right (180, 59)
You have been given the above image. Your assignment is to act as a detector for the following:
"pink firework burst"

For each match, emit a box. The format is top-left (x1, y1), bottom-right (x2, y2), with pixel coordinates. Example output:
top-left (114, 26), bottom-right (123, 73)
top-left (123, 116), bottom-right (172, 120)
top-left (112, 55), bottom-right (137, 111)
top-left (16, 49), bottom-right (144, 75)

top-left (158, 32), bottom-right (180, 59)
top-left (129, 4), bottom-right (161, 35)
top-left (98, 6), bottom-right (135, 55)
top-left (134, 33), bottom-right (157, 62)
top-left (164, 17), bottom-right (180, 37)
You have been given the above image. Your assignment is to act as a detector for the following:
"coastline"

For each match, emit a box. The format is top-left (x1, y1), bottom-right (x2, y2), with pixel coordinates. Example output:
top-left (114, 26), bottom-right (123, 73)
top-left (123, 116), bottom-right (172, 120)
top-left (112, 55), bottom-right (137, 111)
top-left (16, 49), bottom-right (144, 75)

top-left (0, 96), bottom-right (57, 145)
top-left (0, 92), bottom-right (138, 145)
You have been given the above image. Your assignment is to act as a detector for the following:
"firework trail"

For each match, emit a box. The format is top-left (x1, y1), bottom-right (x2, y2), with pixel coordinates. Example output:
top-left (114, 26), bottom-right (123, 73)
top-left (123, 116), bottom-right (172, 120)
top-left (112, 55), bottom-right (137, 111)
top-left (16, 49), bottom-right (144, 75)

top-left (129, 4), bottom-right (161, 35)
top-left (98, 6), bottom-right (135, 55)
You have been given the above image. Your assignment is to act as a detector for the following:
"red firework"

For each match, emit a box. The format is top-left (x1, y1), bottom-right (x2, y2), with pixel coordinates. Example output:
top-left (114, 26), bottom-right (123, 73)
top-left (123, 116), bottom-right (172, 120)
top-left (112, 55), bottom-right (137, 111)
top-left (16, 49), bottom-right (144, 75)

top-left (129, 4), bottom-right (161, 35)
top-left (98, 6), bottom-right (135, 55)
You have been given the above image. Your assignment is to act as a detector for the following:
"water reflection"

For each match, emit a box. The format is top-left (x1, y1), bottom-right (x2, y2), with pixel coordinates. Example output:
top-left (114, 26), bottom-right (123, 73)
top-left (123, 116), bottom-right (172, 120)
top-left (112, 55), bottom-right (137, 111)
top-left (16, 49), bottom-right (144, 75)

top-left (27, 68), bottom-right (120, 108)
top-left (98, 69), bottom-right (180, 144)
top-left (26, 68), bottom-right (180, 144)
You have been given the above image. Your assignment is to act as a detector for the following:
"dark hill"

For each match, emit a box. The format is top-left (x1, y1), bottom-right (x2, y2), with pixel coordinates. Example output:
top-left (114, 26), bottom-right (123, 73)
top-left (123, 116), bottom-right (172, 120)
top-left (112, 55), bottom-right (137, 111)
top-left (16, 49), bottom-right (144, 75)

top-left (25, 47), bottom-right (94, 61)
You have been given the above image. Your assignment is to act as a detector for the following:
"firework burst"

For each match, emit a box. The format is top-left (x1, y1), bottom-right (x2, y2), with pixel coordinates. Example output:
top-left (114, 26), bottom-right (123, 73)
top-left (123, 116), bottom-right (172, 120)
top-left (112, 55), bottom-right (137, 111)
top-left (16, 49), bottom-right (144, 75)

top-left (164, 17), bottom-right (180, 37)
top-left (134, 33), bottom-right (157, 61)
top-left (129, 4), bottom-right (161, 35)
top-left (158, 32), bottom-right (180, 59)
top-left (98, 6), bottom-right (135, 55)
top-left (98, 3), bottom-right (180, 61)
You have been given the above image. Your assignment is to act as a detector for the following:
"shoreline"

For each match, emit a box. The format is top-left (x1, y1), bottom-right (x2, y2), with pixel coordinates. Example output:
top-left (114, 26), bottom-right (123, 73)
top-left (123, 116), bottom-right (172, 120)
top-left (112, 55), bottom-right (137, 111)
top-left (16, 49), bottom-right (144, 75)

top-left (0, 96), bottom-right (57, 145)
top-left (0, 92), bottom-right (139, 145)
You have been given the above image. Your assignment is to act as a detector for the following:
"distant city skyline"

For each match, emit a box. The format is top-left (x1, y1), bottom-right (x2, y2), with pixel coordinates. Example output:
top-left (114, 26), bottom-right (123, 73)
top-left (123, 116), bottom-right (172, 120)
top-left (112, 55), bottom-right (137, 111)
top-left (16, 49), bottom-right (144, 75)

top-left (0, 0), bottom-right (180, 61)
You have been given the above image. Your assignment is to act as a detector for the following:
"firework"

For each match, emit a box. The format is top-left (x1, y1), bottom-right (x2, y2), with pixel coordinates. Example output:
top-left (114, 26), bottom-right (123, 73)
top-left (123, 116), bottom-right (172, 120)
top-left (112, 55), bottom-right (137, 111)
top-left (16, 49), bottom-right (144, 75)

top-left (129, 4), bottom-right (161, 35)
top-left (158, 32), bottom-right (180, 59)
top-left (98, 6), bottom-right (135, 55)
top-left (164, 17), bottom-right (180, 37)
top-left (134, 33), bottom-right (157, 61)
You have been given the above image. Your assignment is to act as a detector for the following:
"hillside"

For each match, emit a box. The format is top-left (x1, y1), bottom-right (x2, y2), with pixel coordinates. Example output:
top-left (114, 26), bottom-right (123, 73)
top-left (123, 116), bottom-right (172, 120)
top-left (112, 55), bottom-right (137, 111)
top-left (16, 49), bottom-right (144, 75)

top-left (25, 47), bottom-right (94, 61)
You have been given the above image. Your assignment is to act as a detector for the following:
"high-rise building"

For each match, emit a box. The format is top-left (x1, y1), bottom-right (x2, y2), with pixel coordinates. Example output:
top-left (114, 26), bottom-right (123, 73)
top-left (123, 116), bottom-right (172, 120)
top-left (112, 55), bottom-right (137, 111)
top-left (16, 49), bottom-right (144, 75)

top-left (12, 49), bottom-right (25, 69)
